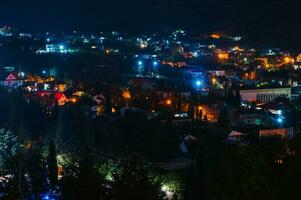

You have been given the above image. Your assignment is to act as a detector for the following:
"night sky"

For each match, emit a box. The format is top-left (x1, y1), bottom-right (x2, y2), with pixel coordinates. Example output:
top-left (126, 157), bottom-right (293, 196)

top-left (1, 0), bottom-right (301, 48)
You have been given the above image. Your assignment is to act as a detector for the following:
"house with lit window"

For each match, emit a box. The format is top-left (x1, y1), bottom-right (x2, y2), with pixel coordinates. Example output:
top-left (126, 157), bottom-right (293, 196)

top-left (54, 92), bottom-right (68, 106)
top-left (0, 72), bottom-right (23, 88)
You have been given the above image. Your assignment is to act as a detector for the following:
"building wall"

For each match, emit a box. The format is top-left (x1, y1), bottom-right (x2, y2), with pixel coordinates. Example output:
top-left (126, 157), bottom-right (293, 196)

top-left (0, 80), bottom-right (23, 88)
top-left (240, 88), bottom-right (291, 103)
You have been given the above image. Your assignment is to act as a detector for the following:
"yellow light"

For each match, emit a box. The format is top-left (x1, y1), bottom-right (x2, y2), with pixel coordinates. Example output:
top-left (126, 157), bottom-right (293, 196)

top-left (234, 46), bottom-right (242, 51)
top-left (58, 84), bottom-right (66, 92)
top-left (284, 56), bottom-right (293, 64)
top-left (211, 78), bottom-right (217, 85)
top-left (198, 106), bottom-right (202, 110)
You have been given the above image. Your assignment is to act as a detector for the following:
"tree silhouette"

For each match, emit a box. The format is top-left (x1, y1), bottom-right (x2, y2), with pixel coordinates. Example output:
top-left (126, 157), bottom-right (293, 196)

top-left (48, 141), bottom-right (58, 190)
top-left (110, 154), bottom-right (162, 200)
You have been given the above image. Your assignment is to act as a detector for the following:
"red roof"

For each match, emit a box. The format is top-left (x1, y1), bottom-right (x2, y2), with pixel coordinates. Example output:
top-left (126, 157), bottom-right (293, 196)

top-left (4, 72), bottom-right (19, 81)
top-left (54, 92), bottom-right (66, 100)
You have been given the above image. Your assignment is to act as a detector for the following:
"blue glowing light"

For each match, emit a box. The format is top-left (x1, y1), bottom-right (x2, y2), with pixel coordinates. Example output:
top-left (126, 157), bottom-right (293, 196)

top-left (138, 60), bottom-right (143, 66)
top-left (42, 70), bottom-right (47, 74)
top-left (42, 195), bottom-right (50, 200)
top-left (153, 61), bottom-right (158, 66)
top-left (196, 80), bottom-right (202, 87)
top-left (277, 117), bottom-right (283, 123)
top-left (59, 45), bottom-right (64, 50)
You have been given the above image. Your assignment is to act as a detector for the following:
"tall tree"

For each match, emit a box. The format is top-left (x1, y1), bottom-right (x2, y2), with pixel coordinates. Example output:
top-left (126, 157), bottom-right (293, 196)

top-left (48, 141), bottom-right (58, 190)
top-left (61, 150), bottom-right (105, 200)
top-left (110, 155), bottom-right (162, 200)
top-left (25, 148), bottom-right (46, 200)
top-left (0, 128), bottom-right (21, 198)
top-left (0, 128), bottom-right (20, 172)
top-left (217, 106), bottom-right (231, 129)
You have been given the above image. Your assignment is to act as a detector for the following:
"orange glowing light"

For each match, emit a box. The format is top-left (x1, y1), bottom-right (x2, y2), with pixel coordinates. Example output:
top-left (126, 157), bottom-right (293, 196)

top-left (70, 98), bottom-right (77, 103)
top-left (166, 99), bottom-right (172, 105)
top-left (218, 53), bottom-right (229, 60)
top-left (211, 78), bottom-right (217, 85)
top-left (210, 34), bottom-right (221, 39)
top-left (297, 54), bottom-right (301, 62)
top-left (284, 56), bottom-right (293, 64)
top-left (122, 90), bottom-right (131, 99)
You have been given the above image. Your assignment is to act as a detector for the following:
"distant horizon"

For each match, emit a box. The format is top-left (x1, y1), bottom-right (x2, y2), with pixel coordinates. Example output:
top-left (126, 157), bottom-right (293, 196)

top-left (1, 0), bottom-right (300, 49)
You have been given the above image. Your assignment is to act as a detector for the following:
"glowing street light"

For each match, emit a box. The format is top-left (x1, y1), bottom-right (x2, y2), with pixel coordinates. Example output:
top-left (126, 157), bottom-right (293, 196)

top-left (166, 99), bottom-right (172, 105)
top-left (277, 117), bottom-right (283, 123)
top-left (211, 77), bottom-right (217, 85)
top-left (196, 80), bottom-right (202, 87)
top-left (138, 60), bottom-right (143, 66)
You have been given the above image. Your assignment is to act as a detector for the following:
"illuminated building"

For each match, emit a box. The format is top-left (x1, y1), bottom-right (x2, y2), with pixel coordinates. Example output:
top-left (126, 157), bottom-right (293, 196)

top-left (161, 61), bottom-right (187, 68)
top-left (0, 72), bottom-right (23, 88)
top-left (284, 56), bottom-right (294, 64)
top-left (54, 93), bottom-right (68, 106)
top-left (296, 53), bottom-right (301, 62)
top-left (208, 69), bottom-right (226, 77)
top-left (36, 44), bottom-right (79, 54)
top-left (259, 128), bottom-right (294, 140)
top-left (217, 52), bottom-right (229, 60)
top-left (240, 87), bottom-right (291, 103)
top-left (57, 84), bottom-right (67, 92)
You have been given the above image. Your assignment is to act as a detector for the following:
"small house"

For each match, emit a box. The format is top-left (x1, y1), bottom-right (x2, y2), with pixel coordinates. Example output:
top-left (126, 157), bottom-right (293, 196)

top-left (0, 72), bottom-right (23, 88)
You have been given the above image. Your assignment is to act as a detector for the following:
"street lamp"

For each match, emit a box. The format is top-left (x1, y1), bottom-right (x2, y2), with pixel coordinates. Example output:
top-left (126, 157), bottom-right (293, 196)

top-left (195, 80), bottom-right (202, 88)
top-left (138, 60), bottom-right (143, 66)
top-left (166, 99), bottom-right (172, 105)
